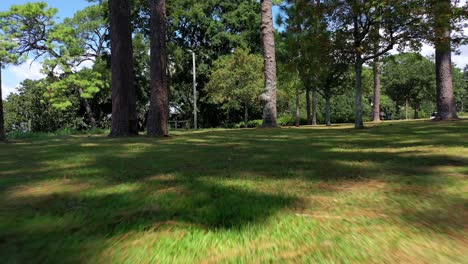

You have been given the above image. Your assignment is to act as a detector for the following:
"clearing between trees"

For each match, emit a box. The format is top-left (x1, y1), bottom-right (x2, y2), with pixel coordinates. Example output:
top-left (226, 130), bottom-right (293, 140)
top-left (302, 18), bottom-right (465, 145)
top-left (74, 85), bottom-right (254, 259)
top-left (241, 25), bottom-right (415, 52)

top-left (0, 120), bottom-right (467, 263)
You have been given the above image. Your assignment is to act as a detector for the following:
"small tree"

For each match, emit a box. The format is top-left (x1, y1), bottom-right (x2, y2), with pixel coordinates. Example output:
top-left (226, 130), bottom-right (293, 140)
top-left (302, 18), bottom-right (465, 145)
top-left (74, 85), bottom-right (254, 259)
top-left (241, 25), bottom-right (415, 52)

top-left (0, 35), bottom-right (20, 141)
top-left (332, 0), bottom-right (420, 128)
top-left (0, 2), bottom-right (62, 139)
top-left (279, 0), bottom-right (327, 126)
top-left (205, 49), bottom-right (264, 124)
top-left (383, 53), bottom-right (436, 119)
top-left (0, 2), bottom-right (106, 131)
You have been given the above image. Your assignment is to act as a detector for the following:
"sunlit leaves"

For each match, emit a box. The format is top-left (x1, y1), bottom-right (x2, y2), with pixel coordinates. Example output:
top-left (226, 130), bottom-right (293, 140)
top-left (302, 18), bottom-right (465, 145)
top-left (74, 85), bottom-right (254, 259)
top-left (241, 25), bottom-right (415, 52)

top-left (205, 49), bottom-right (264, 117)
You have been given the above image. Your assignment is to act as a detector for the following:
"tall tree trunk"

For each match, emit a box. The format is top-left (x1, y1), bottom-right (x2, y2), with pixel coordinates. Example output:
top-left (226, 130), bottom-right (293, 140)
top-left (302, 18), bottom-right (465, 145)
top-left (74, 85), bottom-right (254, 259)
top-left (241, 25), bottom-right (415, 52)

top-left (372, 59), bottom-right (382, 122)
top-left (109, 0), bottom-right (135, 137)
top-left (295, 86), bottom-right (300, 127)
top-left (128, 75), bottom-right (138, 134)
top-left (148, 0), bottom-right (169, 137)
top-left (434, 0), bottom-right (458, 120)
top-left (0, 65), bottom-right (5, 141)
top-left (244, 104), bottom-right (249, 124)
top-left (79, 88), bottom-right (97, 129)
top-left (325, 96), bottom-right (332, 126)
top-left (312, 86), bottom-right (318, 125)
top-left (260, 0), bottom-right (278, 127)
top-left (306, 87), bottom-right (311, 125)
top-left (354, 58), bottom-right (364, 128)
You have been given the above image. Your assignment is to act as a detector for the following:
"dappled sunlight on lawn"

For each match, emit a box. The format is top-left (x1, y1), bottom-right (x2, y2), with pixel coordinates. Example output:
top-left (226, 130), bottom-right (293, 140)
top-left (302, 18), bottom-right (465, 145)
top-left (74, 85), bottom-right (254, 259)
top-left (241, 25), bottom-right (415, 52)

top-left (0, 120), bottom-right (467, 263)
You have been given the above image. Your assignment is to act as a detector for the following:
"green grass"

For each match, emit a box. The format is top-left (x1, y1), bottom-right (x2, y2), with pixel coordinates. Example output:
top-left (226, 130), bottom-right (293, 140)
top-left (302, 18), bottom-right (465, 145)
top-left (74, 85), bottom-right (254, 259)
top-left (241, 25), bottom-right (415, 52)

top-left (1, 120), bottom-right (467, 263)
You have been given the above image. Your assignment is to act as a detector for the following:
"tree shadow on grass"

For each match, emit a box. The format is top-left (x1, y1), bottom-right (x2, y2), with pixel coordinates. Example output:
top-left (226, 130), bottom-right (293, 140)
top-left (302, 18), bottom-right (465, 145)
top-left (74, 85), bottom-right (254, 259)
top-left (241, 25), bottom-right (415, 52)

top-left (1, 177), bottom-right (296, 263)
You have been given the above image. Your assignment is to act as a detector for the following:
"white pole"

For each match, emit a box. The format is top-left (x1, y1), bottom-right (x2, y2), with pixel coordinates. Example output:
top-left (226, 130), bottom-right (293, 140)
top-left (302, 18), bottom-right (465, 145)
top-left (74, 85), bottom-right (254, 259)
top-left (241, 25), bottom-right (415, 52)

top-left (191, 51), bottom-right (197, 129)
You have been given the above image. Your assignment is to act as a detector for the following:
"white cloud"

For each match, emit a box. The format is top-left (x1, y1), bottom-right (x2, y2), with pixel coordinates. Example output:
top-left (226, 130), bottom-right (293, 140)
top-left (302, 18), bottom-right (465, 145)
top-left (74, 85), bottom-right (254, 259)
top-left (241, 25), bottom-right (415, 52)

top-left (1, 59), bottom-right (46, 100)
top-left (415, 43), bottom-right (467, 69)
top-left (74, 59), bottom-right (95, 72)
top-left (1, 83), bottom-right (17, 100)
top-left (9, 59), bottom-right (46, 81)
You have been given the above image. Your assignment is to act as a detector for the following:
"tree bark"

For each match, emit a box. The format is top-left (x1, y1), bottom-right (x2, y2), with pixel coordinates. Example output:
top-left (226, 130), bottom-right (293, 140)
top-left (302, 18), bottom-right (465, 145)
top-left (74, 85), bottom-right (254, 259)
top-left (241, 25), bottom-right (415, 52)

top-left (0, 64), bottom-right (5, 141)
top-left (312, 86), bottom-right (318, 125)
top-left (78, 88), bottom-right (97, 129)
top-left (354, 58), bottom-right (364, 128)
top-left (295, 86), bottom-right (300, 127)
top-left (260, 0), bottom-right (278, 127)
top-left (244, 104), bottom-right (249, 124)
top-left (306, 87), bottom-right (311, 125)
top-left (148, 0), bottom-right (169, 136)
top-left (325, 96), bottom-right (332, 126)
top-left (372, 59), bottom-right (382, 122)
top-left (434, 0), bottom-right (458, 120)
top-left (109, 0), bottom-right (135, 137)
top-left (128, 73), bottom-right (138, 135)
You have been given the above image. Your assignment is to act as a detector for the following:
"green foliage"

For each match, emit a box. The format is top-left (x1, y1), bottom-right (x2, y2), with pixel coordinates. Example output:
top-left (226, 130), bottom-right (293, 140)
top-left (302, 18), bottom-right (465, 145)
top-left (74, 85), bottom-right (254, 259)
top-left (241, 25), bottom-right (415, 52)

top-left (277, 115), bottom-right (308, 126)
top-left (4, 79), bottom-right (84, 133)
top-left (383, 53), bottom-right (436, 116)
top-left (205, 49), bottom-right (264, 123)
top-left (0, 34), bottom-right (20, 65)
top-left (0, 2), bottom-right (59, 59)
top-left (47, 69), bottom-right (104, 110)
top-left (231, 119), bottom-right (263, 129)
top-left (6, 127), bottom-right (107, 140)
top-left (453, 66), bottom-right (467, 112)
top-left (161, 0), bottom-right (262, 126)
top-left (1, 0), bottom-right (464, 132)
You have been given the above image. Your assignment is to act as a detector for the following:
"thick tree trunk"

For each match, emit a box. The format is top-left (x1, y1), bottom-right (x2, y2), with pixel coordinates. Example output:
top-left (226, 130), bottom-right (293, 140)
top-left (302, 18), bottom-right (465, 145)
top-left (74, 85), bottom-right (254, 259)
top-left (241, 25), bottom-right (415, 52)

top-left (306, 87), bottom-right (311, 125)
top-left (109, 0), bottom-right (135, 137)
top-left (148, 0), bottom-right (169, 136)
top-left (260, 0), bottom-right (278, 127)
top-left (325, 96), bottom-right (332, 126)
top-left (372, 59), bottom-right (382, 122)
top-left (434, 0), bottom-right (458, 120)
top-left (0, 65), bottom-right (5, 141)
top-left (295, 87), bottom-right (300, 127)
top-left (128, 76), bottom-right (138, 134)
top-left (354, 59), bottom-right (364, 128)
top-left (312, 86), bottom-right (318, 125)
top-left (79, 88), bottom-right (97, 128)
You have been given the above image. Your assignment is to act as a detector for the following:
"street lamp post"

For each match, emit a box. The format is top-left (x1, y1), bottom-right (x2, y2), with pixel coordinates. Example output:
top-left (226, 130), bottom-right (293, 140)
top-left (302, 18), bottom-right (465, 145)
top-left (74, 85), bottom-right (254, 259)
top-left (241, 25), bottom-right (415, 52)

top-left (188, 50), bottom-right (197, 130)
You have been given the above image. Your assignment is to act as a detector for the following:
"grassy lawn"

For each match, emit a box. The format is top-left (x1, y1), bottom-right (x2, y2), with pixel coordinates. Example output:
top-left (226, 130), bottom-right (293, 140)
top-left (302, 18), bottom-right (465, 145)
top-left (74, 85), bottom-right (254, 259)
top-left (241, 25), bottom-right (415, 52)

top-left (0, 120), bottom-right (467, 263)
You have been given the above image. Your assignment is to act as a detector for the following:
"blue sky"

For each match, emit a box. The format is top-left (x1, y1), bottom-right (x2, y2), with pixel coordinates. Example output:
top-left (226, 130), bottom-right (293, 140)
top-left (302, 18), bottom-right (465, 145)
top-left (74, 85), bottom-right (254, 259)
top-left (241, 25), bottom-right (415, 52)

top-left (1, 1), bottom-right (467, 99)
top-left (1, 0), bottom-right (90, 20)
top-left (1, 0), bottom-right (91, 99)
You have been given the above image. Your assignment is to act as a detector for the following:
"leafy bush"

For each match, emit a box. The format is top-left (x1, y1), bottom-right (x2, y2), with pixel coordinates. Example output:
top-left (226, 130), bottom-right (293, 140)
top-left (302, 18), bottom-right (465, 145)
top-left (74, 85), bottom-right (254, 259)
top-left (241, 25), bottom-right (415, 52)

top-left (277, 115), bottom-right (309, 126)
top-left (223, 119), bottom-right (263, 129)
top-left (246, 120), bottom-right (263, 128)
